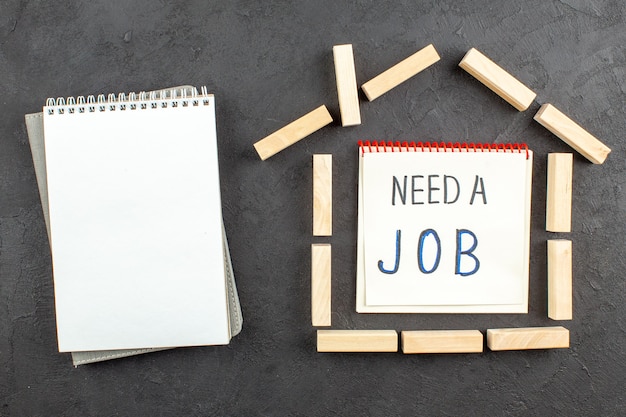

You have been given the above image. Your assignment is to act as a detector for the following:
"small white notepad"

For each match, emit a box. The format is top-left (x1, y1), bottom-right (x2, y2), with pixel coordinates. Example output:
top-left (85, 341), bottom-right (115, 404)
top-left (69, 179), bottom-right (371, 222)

top-left (43, 90), bottom-right (231, 351)
top-left (356, 142), bottom-right (533, 313)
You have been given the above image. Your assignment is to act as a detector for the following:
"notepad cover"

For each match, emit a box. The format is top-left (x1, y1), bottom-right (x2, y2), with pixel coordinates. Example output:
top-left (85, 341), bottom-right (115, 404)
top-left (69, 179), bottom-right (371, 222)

top-left (26, 88), bottom-right (242, 364)
top-left (40, 89), bottom-right (232, 352)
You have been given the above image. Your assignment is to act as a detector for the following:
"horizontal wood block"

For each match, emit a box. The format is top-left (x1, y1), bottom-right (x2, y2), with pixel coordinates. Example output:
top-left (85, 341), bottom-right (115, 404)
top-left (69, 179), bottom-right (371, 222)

top-left (333, 44), bottom-right (361, 127)
top-left (311, 244), bottom-right (331, 326)
top-left (317, 330), bottom-right (398, 352)
top-left (459, 48), bottom-right (536, 111)
top-left (402, 330), bottom-right (483, 354)
top-left (487, 326), bottom-right (569, 351)
top-left (254, 105), bottom-right (333, 160)
top-left (534, 104), bottom-right (610, 164)
top-left (313, 154), bottom-right (332, 236)
top-left (548, 240), bottom-right (573, 320)
top-left (361, 44), bottom-right (440, 101)
top-left (546, 153), bottom-right (573, 232)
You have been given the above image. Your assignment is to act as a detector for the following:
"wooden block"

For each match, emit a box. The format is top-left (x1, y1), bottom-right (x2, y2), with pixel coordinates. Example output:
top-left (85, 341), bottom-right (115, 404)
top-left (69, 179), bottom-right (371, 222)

top-left (361, 44), bottom-right (440, 101)
top-left (534, 104), bottom-right (610, 164)
top-left (546, 153), bottom-right (573, 232)
top-left (313, 154), bottom-right (332, 236)
top-left (333, 44), bottom-right (361, 127)
top-left (254, 105), bottom-right (333, 160)
top-left (311, 243), bottom-right (331, 326)
top-left (317, 330), bottom-right (398, 352)
top-left (487, 326), bottom-right (569, 351)
top-left (401, 330), bottom-right (483, 354)
top-left (459, 48), bottom-right (537, 111)
top-left (548, 240), bottom-right (573, 320)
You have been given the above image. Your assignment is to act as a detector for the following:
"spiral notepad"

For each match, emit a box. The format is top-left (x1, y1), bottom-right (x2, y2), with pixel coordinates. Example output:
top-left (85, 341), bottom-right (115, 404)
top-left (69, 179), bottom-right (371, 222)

top-left (356, 141), bottom-right (533, 313)
top-left (43, 87), bottom-right (233, 351)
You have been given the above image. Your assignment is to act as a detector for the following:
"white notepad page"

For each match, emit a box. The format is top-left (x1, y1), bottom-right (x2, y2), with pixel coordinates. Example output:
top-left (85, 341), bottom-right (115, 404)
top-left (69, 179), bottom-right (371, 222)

top-left (356, 143), bottom-right (533, 313)
top-left (44, 93), bottom-right (230, 351)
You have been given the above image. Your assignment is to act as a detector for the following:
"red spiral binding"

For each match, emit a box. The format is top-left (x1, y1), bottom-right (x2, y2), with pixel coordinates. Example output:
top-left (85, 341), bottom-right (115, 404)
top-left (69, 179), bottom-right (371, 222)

top-left (357, 141), bottom-right (529, 159)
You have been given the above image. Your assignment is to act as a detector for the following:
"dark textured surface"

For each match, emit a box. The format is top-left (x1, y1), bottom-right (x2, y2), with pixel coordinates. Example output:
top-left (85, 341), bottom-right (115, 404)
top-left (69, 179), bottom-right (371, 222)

top-left (1, 1), bottom-right (625, 415)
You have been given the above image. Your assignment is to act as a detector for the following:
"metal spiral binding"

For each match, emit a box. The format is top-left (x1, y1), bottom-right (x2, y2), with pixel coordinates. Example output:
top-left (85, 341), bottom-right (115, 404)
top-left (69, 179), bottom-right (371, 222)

top-left (44, 86), bottom-right (211, 116)
top-left (358, 140), bottom-right (530, 159)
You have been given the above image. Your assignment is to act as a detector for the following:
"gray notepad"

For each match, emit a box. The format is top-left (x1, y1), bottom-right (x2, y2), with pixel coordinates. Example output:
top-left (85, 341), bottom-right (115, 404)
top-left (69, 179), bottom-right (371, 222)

top-left (26, 86), bottom-right (242, 365)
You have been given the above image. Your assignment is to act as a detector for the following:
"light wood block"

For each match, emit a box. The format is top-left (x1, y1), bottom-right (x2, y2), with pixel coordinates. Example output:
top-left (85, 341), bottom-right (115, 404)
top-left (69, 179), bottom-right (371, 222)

top-left (361, 44), bottom-right (440, 101)
top-left (548, 240), bottom-right (573, 320)
top-left (333, 44), bottom-right (361, 127)
top-left (311, 243), bottom-right (331, 326)
top-left (546, 153), bottom-right (573, 232)
top-left (487, 326), bottom-right (569, 351)
top-left (459, 48), bottom-right (537, 111)
top-left (317, 330), bottom-right (398, 352)
top-left (534, 104), bottom-right (610, 164)
top-left (254, 105), bottom-right (333, 160)
top-left (401, 330), bottom-right (483, 354)
top-left (313, 154), bottom-right (332, 236)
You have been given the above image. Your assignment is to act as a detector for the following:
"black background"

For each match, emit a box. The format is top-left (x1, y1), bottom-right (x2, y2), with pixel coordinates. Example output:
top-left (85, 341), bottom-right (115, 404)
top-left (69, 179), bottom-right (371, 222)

top-left (1, 1), bottom-right (625, 416)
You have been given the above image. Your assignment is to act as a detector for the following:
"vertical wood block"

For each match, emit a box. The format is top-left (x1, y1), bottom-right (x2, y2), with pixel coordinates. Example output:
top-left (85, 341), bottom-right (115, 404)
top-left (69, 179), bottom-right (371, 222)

top-left (487, 326), bottom-right (569, 351)
top-left (548, 240), bottom-right (573, 320)
top-left (317, 330), bottom-right (398, 352)
top-left (546, 153), bottom-right (573, 232)
top-left (313, 154), bottom-right (332, 236)
top-left (333, 44), bottom-right (361, 127)
top-left (253, 105), bottom-right (333, 160)
top-left (361, 44), bottom-right (440, 101)
top-left (534, 104), bottom-right (611, 164)
top-left (459, 48), bottom-right (537, 111)
top-left (311, 243), bottom-right (331, 326)
top-left (401, 330), bottom-right (483, 354)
